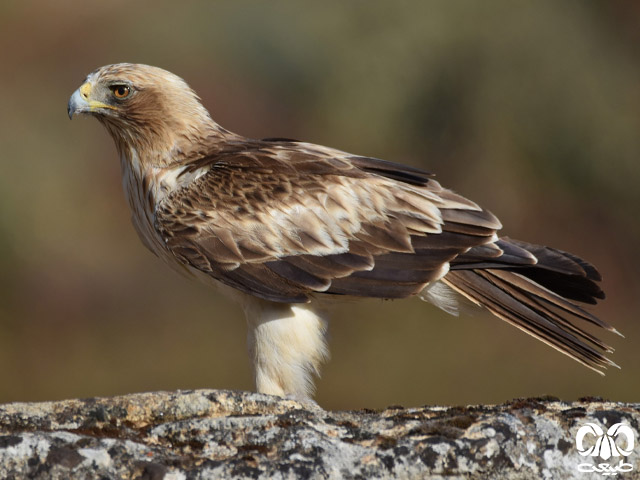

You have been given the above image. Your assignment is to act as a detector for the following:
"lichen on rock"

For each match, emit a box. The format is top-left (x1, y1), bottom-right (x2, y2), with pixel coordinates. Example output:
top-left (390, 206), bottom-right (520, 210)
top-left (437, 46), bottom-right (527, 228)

top-left (0, 390), bottom-right (637, 479)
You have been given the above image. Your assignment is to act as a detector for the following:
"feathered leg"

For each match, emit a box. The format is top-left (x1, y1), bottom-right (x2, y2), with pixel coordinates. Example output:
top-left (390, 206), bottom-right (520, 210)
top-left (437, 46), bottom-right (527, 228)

top-left (243, 298), bottom-right (329, 398)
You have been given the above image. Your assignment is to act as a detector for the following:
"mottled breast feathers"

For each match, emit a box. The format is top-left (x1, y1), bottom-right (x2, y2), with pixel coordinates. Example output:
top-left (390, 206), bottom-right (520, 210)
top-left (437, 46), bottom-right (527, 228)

top-left (154, 141), bottom-right (502, 303)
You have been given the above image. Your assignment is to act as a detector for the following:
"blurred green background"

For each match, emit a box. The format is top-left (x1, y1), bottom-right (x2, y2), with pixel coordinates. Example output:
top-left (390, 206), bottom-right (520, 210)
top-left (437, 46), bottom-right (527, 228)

top-left (0, 1), bottom-right (638, 411)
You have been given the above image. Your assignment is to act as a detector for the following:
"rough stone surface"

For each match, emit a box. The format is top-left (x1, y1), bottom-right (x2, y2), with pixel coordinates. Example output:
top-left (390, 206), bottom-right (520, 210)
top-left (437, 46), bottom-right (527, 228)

top-left (0, 390), bottom-right (637, 479)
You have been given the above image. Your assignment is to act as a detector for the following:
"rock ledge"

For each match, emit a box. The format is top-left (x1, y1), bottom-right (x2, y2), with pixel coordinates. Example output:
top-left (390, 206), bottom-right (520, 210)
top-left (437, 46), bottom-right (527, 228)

top-left (0, 390), bottom-right (637, 479)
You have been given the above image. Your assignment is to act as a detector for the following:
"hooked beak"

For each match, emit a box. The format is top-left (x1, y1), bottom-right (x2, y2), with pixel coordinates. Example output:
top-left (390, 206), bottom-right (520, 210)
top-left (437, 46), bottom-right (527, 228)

top-left (68, 82), bottom-right (115, 119)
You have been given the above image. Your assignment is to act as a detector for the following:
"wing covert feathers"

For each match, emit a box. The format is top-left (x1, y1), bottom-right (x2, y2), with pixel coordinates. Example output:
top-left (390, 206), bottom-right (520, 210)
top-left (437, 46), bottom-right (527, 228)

top-left (156, 143), bottom-right (500, 302)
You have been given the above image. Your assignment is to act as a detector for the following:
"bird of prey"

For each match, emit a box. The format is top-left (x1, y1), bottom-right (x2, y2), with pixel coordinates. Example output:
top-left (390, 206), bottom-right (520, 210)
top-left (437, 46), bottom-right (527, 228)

top-left (68, 63), bottom-right (619, 399)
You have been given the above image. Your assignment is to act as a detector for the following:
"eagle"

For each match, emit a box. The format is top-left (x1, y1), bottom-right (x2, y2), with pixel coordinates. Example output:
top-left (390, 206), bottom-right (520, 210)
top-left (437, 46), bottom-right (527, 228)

top-left (68, 63), bottom-right (619, 399)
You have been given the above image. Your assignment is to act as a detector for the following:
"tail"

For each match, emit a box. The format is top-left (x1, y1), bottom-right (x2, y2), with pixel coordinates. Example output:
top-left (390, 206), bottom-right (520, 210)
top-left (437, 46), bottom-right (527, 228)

top-left (442, 237), bottom-right (620, 374)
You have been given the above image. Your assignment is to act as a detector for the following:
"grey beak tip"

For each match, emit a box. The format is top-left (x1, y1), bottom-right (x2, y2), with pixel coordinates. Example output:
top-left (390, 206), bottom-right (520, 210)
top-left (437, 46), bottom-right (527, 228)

top-left (67, 97), bottom-right (76, 120)
top-left (68, 90), bottom-right (82, 119)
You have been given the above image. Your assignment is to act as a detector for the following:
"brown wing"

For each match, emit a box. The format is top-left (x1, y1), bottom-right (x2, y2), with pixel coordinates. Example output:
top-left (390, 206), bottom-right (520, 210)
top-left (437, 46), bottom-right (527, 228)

top-left (155, 140), bottom-right (617, 373)
top-left (155, 141), bottom-right (501, 303)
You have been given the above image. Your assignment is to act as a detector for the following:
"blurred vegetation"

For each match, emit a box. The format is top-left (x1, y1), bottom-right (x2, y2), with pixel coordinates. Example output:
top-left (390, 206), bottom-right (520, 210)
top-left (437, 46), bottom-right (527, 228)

top-left (0, 0), bottom-right (638, 410)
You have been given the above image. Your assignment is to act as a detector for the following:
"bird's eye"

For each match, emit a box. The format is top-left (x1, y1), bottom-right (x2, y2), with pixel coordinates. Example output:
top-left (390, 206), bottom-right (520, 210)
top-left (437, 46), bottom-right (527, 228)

top-left (110, 85), bottom-right (131, 99)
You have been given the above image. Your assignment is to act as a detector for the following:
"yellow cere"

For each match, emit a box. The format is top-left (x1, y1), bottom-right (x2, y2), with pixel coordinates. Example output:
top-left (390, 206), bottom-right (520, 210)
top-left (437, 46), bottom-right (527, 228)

top-left (80, 82), bottom-right (117, 111)
top-left (79, 82), bottom-right (92, 99)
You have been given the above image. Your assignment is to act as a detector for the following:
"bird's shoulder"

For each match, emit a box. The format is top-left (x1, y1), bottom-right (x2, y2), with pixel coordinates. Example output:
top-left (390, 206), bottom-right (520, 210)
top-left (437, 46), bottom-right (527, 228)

top-left (169, 137), bottom-right (435, 191)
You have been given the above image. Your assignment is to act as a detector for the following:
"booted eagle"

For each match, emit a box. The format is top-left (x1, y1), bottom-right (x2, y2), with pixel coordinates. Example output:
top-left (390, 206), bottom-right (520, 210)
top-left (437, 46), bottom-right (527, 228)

top-left (68, 63), bottom-right (619, 398)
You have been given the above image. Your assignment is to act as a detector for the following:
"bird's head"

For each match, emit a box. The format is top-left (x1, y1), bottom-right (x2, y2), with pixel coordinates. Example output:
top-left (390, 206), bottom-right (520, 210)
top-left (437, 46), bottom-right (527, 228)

top-left (68, 63), bottom-right (222, 165)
